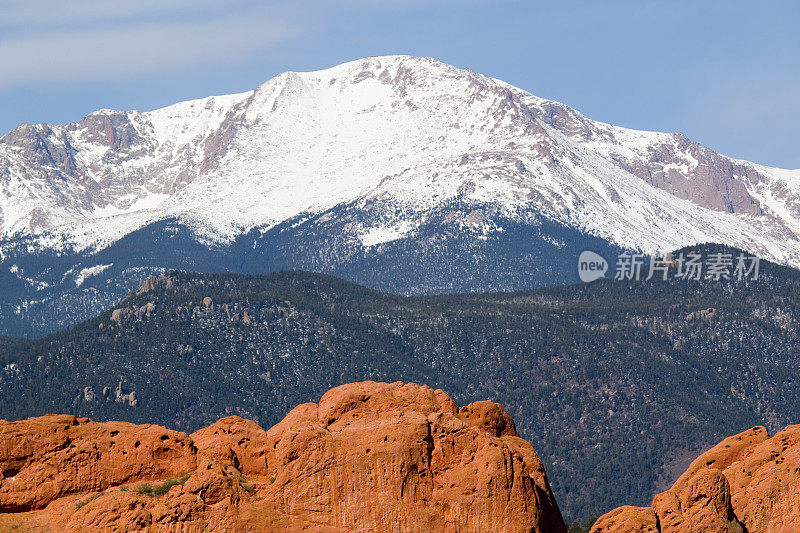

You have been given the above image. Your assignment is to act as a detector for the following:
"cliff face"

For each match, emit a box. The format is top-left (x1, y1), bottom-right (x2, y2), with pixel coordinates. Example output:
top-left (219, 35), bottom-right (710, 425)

top-left (0, 381), bottom-right (565, 532)
top-left (591, 425), bottom-right (800, 533)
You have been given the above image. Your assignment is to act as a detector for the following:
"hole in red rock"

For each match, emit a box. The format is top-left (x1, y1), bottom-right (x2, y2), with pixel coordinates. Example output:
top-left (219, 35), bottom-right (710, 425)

top-left (110, 430), bottom-right (119, 437)
top-left (160, 435), bottom-right (169, 441)
top-left (3, 467), bottom-right (20, 478)
top-left (134, 440), bottom-right (141, 448)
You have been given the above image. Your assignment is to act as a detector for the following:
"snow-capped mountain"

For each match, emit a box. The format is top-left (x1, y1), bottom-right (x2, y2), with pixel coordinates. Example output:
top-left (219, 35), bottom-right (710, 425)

top-left (1, 55), bottom-right (799, 336)
top-left (2, 55), bottom-right (799, 259)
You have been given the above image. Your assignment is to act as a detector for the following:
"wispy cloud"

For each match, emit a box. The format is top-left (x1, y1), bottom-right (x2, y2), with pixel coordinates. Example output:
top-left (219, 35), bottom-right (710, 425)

top-left (1, 0), bottom-right (217, 28)
top-left (0, 1), bottom-right (301, 87)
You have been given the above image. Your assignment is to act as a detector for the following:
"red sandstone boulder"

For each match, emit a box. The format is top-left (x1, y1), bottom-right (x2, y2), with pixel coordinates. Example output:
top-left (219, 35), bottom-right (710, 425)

top-left (590, 506), bottom-right (659, 532)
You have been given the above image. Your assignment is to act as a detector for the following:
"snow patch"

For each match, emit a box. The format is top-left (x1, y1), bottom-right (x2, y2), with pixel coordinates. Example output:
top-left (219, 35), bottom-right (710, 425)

top-left (359, 222), bottom-right (414, 247)
top-left (75, 264), bottom-right (112, 287)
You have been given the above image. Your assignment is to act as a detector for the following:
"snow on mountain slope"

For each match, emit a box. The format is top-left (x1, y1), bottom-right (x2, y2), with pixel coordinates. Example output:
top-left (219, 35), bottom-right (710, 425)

top-left (1, 55), bottom-right (799, 265)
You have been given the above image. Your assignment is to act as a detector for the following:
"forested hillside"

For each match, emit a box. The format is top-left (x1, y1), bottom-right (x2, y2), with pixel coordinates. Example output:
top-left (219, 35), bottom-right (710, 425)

top-left (2, 245), bottom-right (799, 520)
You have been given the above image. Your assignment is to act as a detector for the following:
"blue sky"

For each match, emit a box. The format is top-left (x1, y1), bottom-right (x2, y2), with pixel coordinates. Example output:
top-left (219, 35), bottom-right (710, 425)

top-left (1, 0), bottom-right (798, 168)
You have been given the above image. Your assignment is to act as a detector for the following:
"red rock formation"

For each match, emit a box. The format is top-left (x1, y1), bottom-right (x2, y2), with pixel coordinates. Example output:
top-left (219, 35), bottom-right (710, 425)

top-left (592, 425), bottom-right (800, 532)
top-left (0, 414), bottom-right (196, 512)
top-left (0, 381), bottom-right (566, 532)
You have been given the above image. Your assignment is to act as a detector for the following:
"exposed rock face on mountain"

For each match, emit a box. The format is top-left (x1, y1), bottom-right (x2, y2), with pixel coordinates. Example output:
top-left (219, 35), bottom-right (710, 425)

top-left (591, 425), bottom-right (800, 532)
top-left (2, 55), bottom-right (800, 337)
top-left (0, 381), bottom-right (566, 532)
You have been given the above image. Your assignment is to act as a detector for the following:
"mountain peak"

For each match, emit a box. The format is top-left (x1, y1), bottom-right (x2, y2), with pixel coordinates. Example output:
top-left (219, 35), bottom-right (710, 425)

top-left (0, 56), bottom-right (799, 268)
